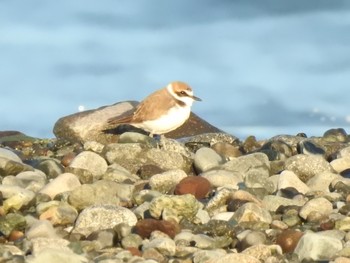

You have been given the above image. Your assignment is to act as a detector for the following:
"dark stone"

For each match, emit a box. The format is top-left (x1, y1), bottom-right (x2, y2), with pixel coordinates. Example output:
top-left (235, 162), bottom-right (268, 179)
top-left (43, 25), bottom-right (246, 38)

top-left (137, 164), bottom-right (165, 180)
top-left (227, 199), bottom-right (249, 212)
top-left (297, 140), bottom-right (325, 156)
top-left (341, 168), bottom-right (350, 178)
top-left (276, 229), bottom-right (304, 253)
top-left (323, 128), bottom-right (348, 142)
top-left (259, 140), bottom-right (293, 161)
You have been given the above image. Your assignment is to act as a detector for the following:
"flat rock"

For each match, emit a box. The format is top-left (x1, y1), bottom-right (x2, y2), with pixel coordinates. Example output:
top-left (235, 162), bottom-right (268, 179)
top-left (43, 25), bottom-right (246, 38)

top-left (53, 101), bottom-right (222, 144)
top-left (72, 204), bottom-right (137, 237)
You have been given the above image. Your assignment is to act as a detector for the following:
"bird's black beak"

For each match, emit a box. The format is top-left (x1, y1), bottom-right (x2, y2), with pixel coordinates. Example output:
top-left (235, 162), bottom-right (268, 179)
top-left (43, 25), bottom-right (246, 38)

top-left (192, 95), bottom-right (202, 101)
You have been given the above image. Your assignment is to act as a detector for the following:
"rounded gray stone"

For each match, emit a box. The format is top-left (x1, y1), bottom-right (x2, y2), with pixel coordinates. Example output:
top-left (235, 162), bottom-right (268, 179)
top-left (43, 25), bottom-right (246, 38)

top-left (194, 147), bottom-right (224, 173)
top-left (299, 197), bottom-right (333, 220)
top-left (0, 147), bottom-right (22, 162)
top-left (39, 173), bottom-right (81, 199)
top-left (285, 154), bottom-right (333, 182)
top-left (69, 151), bottom-right (108, 179)
top-left (201, 169), bottom-right (243, 188)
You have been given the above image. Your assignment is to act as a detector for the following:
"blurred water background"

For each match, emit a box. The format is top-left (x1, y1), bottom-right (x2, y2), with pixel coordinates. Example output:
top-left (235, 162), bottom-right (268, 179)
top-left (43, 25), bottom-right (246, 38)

top-left (1, 0), bottom-right (350, 140)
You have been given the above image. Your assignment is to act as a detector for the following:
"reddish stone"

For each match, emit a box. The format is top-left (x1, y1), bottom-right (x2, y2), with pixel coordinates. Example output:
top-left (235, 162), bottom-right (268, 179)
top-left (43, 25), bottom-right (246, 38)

top-left (61, 152), bottom-right (77, 167)
top-left (276, 229), bottom-right (304, 253)
top-left (8, 230), bottom-right (24, 242)
top-left (174, 176), bottom-right (211, 199)
top-left (134, 219), bottom-right (180, 239)
top-left (126, 247), bottom-right (142, 257)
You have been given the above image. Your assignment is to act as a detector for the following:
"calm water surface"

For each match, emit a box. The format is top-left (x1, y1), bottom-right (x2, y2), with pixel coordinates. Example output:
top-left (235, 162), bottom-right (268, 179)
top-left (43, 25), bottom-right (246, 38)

top-left (1, 1), bottom-right (350, 139)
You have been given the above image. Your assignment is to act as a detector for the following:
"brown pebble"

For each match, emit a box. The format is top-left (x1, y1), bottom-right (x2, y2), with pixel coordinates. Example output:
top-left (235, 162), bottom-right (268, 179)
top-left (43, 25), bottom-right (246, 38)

top-left (61, 152), bottom-right (77, 167)
top-left (276, 229), bottom-right (304, 253)
top-left (133, 219), bottom-right (180, 239)
top-left (174, 176), bottom-right (211, 199)
top-left (319, 219), bottom-right (335, 230)
top-left (211, 142), bottom-right (242, 159)
top-left (126, 247), bottom-right (142, 257)
top-left (137, 164), bottom-right (165, 180)
top-left (8, 230), bottom-right (24, 242)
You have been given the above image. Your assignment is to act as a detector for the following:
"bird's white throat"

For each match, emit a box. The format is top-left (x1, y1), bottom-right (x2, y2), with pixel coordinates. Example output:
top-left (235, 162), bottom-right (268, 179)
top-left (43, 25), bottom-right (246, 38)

top-left (166, 83), bottom-right (195, 107)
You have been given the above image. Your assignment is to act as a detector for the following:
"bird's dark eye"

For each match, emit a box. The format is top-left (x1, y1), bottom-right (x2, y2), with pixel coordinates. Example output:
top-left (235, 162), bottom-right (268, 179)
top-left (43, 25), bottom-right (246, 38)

top-left (180, 91), bottom-right (186, 95)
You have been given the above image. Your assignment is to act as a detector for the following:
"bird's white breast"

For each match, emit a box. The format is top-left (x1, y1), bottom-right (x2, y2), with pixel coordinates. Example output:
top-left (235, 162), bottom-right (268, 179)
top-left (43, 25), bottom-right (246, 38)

top-left (137, 104), bottom-right (191, 134)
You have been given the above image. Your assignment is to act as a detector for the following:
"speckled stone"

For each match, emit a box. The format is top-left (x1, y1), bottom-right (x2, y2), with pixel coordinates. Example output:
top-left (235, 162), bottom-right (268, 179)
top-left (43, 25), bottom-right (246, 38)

top-left (149, 194), bottom-right (200, 221)
top-left (149, 169), bottom-right (188, 194)
top-left (73, 204), bottom-right (137, 237)
top-left (285, 154), bottom-right (333, 182)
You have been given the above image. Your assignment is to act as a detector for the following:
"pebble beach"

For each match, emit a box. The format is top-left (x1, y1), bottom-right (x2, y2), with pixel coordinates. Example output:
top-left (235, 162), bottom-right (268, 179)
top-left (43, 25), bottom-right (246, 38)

top-left (1, 107), bottom-right (350, 262)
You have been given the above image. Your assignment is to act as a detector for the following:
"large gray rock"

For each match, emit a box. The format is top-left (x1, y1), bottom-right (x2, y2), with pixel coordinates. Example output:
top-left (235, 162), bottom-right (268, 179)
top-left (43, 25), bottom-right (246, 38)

top-left (53, 101), bottom-right (137, 144)
top-left (53, 101), bottom-right (222, 144)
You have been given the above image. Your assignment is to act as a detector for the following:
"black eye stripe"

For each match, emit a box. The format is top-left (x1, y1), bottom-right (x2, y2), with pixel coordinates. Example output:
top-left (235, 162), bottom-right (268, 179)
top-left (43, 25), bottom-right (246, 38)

top-left (176, 91), bottom-right (189, 97)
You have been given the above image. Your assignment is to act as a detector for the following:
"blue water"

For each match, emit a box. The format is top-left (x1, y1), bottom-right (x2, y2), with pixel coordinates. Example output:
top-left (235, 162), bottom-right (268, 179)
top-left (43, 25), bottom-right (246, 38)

top-left (1, 1), bottom-right (350, 140)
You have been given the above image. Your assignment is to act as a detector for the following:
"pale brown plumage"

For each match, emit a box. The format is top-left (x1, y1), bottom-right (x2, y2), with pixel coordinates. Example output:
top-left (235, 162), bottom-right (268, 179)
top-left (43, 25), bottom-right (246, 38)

top-left (107, 81), bottom-right (201, 135)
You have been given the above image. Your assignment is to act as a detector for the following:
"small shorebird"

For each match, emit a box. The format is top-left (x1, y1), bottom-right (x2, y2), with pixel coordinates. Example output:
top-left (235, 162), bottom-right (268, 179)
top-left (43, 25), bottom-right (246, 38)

top-left (108, 81), bottom-right (201, 137)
